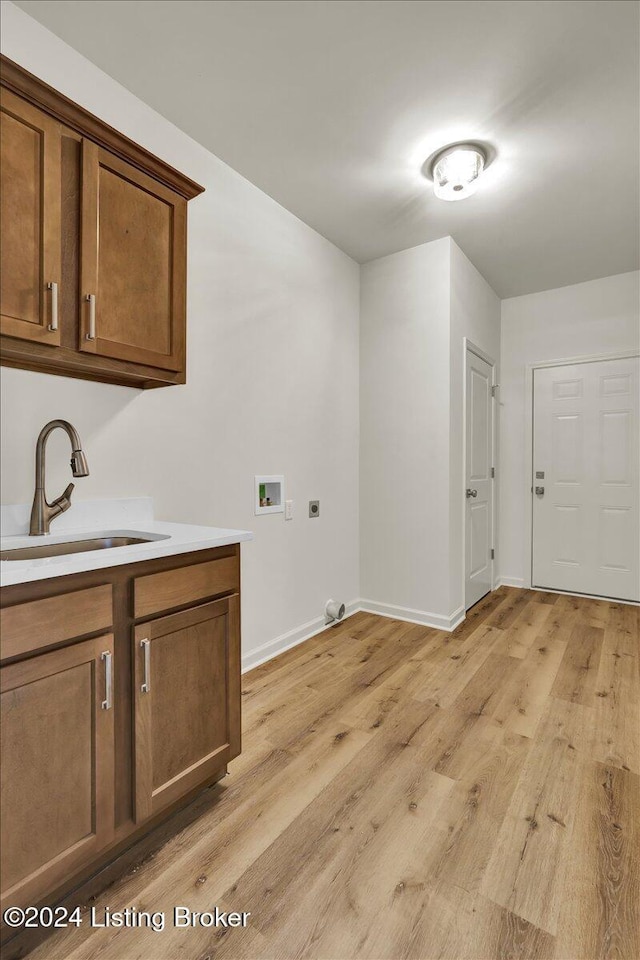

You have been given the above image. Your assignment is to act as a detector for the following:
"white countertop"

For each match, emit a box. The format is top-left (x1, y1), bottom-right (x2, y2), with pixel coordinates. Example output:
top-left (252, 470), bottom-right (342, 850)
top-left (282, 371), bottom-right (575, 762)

top-left (0, 498), bottom-right (252, 587)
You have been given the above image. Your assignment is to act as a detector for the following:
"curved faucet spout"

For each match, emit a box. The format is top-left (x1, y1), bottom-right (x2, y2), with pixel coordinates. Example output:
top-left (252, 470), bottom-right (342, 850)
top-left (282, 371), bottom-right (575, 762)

top-left (30, 420), bottom-right (90, 536)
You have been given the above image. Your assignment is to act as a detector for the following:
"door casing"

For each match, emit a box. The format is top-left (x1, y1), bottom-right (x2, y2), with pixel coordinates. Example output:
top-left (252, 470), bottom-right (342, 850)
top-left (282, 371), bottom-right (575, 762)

top-left (462, 339), bottom-right (497, 612)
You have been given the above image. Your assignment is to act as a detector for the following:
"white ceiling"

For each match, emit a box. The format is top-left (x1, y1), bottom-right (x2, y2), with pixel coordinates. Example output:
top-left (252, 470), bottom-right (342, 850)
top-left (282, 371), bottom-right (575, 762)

top-left (14, 0), bottom-right (640, 297)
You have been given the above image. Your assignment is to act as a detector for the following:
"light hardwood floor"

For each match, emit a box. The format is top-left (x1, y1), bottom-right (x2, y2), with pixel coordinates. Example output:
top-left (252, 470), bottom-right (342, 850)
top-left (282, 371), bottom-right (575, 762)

top-left (29, 587), bottom-right (639, 960)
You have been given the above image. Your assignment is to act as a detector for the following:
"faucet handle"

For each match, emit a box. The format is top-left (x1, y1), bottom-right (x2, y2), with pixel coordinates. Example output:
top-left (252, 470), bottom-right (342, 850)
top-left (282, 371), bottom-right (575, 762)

top-left (51, 482), bottom-right (75, 516)
top-left (59, 482), bottom-right (75, 503)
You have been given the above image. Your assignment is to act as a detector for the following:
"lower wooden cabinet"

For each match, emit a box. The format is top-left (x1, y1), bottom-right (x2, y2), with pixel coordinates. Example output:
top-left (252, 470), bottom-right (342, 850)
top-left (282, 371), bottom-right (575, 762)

top-left (0, 637), bottom-right (115, 910)
top-left (0, 545), bottom-right (242, 926)
top-left (133, 595), bottom-right (240, 822)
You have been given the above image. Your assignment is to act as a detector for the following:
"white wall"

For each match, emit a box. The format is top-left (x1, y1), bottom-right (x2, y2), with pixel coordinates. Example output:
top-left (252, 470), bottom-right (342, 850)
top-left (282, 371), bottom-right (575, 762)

top-left (5, 3), bottom-right (635, 659)
top-left (449, 240), bottom-right (501, 612)
top-left (359, 238), bottom-right (500, 627)
top-left (499, 270), bottom-right (640, 586)
top-left (359, 239), bottom-right (452, 626)
top-left (0, 2), bottom-right (360, 667)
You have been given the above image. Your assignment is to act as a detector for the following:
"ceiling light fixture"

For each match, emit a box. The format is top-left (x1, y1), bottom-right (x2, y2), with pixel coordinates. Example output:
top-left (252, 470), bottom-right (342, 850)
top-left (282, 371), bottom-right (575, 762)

top-left (430, 144), bottom-right (487, 201)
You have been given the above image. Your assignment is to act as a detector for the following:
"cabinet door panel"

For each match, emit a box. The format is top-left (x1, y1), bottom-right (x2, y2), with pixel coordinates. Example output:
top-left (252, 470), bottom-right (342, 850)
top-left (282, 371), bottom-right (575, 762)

top-left (0, 637), bottom-right (114, 909)
top-left (0, 89), bottom-right (61, 344)
top-left (134, 596), bottom-right (240, 822)
top-left (80, 141), bottom-right (186, 371)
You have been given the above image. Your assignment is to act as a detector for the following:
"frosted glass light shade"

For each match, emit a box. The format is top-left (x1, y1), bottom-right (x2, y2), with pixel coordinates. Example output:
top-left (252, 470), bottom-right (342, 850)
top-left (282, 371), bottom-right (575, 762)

top-left (432, 147), bottom-right (485, 201)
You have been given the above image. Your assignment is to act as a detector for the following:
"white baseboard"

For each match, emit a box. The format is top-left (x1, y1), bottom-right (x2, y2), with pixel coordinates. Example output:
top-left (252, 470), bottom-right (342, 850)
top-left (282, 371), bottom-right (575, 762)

top-left (241, 597), bottom-right (466, 673)
top-left (242, 573), bottom-right (637, 676)
top-left (530, 586), bottom-right (639, 606)
top-left (495, 578), bottom-right (638, 606)
top-left (359, 599), bottom-right (465, 632)
top-left (496, 576), bottom-right (527, 589)
top-left (241, 599), bottom-right (360, 673)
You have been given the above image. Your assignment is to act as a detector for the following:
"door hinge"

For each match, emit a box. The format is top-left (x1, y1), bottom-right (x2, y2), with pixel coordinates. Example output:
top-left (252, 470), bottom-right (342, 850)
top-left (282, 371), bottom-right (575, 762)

top-left (491, 466), bottom-right (495, 478)
top-left (491, 548), bottom-right (495, 560)
top-left (491, 384), bottom-right (499, 398)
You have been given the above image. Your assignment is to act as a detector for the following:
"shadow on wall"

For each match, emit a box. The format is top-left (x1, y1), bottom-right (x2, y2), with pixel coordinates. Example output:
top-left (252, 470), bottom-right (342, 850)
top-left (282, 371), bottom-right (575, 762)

top-left (0, 367), bottom-right (143, 506)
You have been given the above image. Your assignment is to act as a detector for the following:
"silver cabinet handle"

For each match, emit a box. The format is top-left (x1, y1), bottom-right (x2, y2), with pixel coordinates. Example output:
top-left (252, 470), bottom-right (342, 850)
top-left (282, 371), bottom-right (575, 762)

top-left (85, 294), bottom-right (96, 340)
top-left (101, 651), bottom-right (112, 710)
top-left (47, 282), bottom-right (59, 331)
top-left (140, 639), bottom-right (151, 694)
top-left (535, 486), bottom-right (545, 496)
top-left (466, 488), bottom-right (478, 498)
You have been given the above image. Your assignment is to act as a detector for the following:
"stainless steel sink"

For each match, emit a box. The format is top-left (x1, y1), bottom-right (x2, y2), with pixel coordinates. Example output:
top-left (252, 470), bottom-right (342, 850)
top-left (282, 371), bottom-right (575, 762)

top-left (0, 536), bottom-right (155, 561)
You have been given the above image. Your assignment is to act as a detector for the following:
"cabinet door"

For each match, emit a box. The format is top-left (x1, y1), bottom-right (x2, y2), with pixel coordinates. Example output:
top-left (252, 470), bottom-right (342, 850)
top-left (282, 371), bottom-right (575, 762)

top-left (0, 637), bottom-right (114, 909)
top-left (133, 596), bottom-right (240, 822)
top-left (80, 140), bottom-right (186, 371)
top-left (0, 89), bottom-right (61, 345)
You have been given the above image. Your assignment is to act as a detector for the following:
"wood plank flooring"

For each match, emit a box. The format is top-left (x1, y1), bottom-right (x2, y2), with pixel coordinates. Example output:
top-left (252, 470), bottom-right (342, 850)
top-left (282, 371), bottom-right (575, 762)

top-left (28, 587), bottom-right (639, 960)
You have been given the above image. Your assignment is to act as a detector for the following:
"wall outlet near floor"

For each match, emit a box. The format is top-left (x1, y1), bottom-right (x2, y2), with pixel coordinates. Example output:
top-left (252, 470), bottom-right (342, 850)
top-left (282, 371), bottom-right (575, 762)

top-left (309, 500), bottom-right (320, 518)
top-left (285, 500), bottom-right (293, 520)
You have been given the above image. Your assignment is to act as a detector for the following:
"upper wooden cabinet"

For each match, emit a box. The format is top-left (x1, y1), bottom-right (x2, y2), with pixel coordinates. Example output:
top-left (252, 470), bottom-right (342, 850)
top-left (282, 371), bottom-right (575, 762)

top-left (80, 143), bottom-right (187, 371)
top-left (0, 89), bottom-right (61, 345)
top-left (0, 57), bottom-right (204, 388)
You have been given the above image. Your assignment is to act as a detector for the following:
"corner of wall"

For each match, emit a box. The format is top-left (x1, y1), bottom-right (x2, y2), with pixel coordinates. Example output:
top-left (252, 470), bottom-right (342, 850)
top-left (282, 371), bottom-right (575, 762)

top-left (498, 269), bottom-right (640, 586)
top-left (448, 241), bottom-right (502, 616)
top-left (359, 237), bottom-right (455, 622)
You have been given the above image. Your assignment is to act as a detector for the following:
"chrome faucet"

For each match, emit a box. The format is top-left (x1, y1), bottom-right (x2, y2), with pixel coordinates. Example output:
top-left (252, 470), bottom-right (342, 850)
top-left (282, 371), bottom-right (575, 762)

top-left (30, 420), bottom-right (90, 536)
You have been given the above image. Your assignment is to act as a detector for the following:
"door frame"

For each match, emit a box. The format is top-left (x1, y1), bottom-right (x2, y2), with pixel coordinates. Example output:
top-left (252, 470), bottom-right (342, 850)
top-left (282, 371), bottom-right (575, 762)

top-left (526, 348), bottom-right (640, 595)
top-left (462, 338), bottom-right (498, 610)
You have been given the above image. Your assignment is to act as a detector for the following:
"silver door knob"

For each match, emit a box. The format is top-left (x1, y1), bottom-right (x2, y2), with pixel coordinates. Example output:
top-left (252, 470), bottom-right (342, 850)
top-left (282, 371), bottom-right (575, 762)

top-left (466, 488), bottom-right (478, 498)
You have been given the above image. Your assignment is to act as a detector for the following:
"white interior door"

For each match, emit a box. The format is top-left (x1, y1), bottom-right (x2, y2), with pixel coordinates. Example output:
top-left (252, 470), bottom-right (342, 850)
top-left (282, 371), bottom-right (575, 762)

top-left (465, 349), bottom-right (494, 610)
top-left (532, 356), bottom-right (639, 602)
